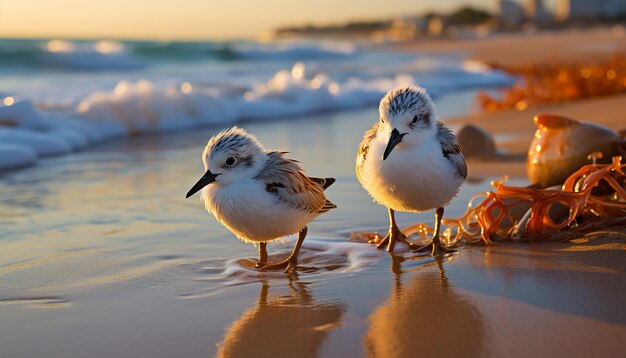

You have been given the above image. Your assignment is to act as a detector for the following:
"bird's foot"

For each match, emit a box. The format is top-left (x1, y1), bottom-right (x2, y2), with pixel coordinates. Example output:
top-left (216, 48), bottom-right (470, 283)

top-left (375, 233), bottom-right (390, 249)
top-left (376, 228), bottom-right (420, 252)
top-left (259, 257), bottom-right (298, 273)
top-left (414, 240), bottom-right (456, 256)
top-left (254, 261), bottom-right (267, 269)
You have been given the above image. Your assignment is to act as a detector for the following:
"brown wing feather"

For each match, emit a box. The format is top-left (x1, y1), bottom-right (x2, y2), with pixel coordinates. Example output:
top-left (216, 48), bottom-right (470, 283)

top-left (436, 121), bottom-right (467, 179)
top-left (308, 177), bottom-right (336, 190)
top-left (257, 151), bottom-right (335, 214)
top-left (356, 122), bottom-right (379, 183)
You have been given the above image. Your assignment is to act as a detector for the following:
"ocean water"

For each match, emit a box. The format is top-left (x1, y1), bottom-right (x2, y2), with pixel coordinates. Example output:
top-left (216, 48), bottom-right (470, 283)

top-left (0, 38), bottom-right (511, 170)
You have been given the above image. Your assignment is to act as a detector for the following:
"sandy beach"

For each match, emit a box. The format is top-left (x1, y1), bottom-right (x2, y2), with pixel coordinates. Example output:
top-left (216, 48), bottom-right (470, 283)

top-left (387, 27), bottom-right (626, 67)
top-left (1, 29), bottom-right (626, 358)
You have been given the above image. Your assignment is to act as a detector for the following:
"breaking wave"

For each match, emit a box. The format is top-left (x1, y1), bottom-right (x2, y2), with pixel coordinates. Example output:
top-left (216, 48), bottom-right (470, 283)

top-left (0, 54), bottom-right (512, 170)
top-left (0, 39), bottom-right (357, 71)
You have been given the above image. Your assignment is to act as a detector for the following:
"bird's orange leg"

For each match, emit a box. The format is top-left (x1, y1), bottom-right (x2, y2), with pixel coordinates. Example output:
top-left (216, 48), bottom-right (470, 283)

top-left (377, 208), bottom-right (420, 252)
top-left (260, 226), bottom-right (307, 273)
top-left (254, 242), bottom-right (268, 268)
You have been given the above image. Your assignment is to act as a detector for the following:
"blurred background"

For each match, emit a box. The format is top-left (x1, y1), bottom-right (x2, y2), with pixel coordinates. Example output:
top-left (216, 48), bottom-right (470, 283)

top-left (1, 0), bottom-right (625, 170)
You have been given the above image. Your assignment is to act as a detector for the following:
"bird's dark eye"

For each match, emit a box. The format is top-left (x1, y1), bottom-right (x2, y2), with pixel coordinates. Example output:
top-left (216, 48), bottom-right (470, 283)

top-left (225, 157), bottom-right (236, 166)
top-left (412, 115), bottom-right (420, 123)
top-left (380, 117), bottom-right (384, 123)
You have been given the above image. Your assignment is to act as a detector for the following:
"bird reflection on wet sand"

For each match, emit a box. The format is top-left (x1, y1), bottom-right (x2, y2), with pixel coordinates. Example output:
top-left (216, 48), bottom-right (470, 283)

top-left (216, 279), bottom-right (345, 358)
top-left (365, 255), bottom-right (485, 358)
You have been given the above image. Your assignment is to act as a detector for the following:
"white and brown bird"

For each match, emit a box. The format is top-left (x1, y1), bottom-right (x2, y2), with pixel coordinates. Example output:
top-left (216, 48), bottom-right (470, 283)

top-left (186, 127), bottom-right (336, 272)
top-left (356, 86), bottom-right (466, 254)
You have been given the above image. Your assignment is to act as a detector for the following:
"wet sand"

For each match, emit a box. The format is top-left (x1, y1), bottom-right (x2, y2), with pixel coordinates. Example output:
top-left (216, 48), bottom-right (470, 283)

top-left (367, 237), bottom-right (626, 358)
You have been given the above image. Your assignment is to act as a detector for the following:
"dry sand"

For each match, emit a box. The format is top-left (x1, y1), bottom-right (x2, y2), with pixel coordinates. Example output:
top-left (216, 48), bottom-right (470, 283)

top-left (387, 27), bottom-right (626, 67)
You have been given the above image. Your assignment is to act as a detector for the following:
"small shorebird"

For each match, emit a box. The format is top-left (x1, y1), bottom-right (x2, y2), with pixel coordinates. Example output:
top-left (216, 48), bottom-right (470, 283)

top-left (356, 86), bottom-right (467, 254)
top-left (186, 127), bottom-right (336, 272)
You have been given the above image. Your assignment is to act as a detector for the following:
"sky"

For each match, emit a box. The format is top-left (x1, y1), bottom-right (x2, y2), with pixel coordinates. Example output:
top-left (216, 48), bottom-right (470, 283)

top-left (0, 0), bottom-right (500, 40)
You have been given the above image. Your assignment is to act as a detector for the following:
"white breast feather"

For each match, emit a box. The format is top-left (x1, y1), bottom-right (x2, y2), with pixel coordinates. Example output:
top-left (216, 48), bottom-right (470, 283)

top-left (201, 179), bottom-right (318, 243)
top-left (358, 134), bottom-right (464, 213)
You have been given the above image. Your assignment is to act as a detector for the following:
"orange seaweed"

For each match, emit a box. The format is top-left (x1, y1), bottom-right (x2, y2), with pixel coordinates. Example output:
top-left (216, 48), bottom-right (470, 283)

top-left (358, 156), bottom-right (626, 246)
top-left (478, 56), bottom-right (626, 112)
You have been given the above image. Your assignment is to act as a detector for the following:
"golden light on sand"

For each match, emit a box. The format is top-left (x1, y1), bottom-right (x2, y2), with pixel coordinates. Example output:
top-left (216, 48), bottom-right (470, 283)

top-left (180, 82), bottom-right (192, 94)
top-left (46, 39), bottom-right (72, 53)
top-left (515, 101), bottom-right (527, 111)
top-left (217, 282), bottom-right (344, 357)
top-left (3, 97), bottom-right (15, 106)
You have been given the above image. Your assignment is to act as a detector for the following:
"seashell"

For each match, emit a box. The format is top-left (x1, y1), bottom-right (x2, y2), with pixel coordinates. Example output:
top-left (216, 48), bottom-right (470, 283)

top-left (527, 114), bottom-right (620, 188)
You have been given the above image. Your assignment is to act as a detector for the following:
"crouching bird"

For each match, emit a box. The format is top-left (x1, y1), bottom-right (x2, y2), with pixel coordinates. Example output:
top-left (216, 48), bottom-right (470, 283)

top-left (187, 127), bottom-right (336, 272)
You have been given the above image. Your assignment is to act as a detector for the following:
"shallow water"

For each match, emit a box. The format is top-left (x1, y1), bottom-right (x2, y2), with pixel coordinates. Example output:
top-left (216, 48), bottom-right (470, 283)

top-left (3, 91), bottom-right (625, 357)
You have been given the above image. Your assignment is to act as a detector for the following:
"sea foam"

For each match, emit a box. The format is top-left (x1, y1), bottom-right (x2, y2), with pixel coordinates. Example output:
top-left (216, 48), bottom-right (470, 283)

top-left (221, 236), bottom-right (383, 283)
top-left (0, 60), bottom-right (511, 171)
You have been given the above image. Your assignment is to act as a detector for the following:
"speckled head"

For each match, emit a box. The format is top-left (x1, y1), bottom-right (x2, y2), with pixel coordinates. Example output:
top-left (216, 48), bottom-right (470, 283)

top-left (204, 127), bottom-right (264, 164)
top-left (187, 127), bottom-right (267, 197)
top-left (378, 86), bottom-right (438, 159)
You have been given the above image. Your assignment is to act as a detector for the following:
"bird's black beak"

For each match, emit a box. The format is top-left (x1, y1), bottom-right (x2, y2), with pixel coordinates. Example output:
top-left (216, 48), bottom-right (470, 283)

top-left (186, 170), bottom-right (220, 198)
top-left (383, 128), bottom-right (406, 160)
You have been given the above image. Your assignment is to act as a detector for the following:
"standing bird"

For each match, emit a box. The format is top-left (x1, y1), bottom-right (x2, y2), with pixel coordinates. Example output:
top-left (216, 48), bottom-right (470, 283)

top-left (186, 127), bottom-right (336, 273)
top-left (356, 86), bottom-right (466, 254)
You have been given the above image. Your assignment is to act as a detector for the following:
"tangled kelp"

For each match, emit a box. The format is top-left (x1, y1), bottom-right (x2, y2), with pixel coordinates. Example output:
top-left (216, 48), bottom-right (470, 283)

top-left (358, 156), bottom-right (626, 246)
